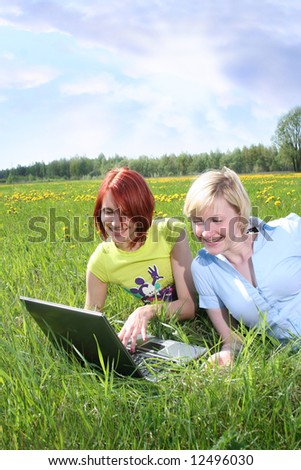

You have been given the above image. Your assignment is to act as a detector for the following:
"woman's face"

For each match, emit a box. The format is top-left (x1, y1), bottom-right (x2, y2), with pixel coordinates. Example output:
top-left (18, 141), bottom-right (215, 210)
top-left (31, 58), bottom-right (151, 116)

top-left (190, 197), bottom-right (245, 256)
top-left (101, 191), bottom-right (137, 250)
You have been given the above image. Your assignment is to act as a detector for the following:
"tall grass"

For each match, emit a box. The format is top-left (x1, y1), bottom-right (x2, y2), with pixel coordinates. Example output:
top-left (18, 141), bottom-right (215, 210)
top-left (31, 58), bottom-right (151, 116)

top-left (1, 174), bottom-right (301, 450)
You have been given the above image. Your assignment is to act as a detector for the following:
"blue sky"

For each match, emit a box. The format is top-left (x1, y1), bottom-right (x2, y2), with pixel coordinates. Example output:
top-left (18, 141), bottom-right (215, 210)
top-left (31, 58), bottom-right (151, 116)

top-left (0, 0), bottom-right (301, 170)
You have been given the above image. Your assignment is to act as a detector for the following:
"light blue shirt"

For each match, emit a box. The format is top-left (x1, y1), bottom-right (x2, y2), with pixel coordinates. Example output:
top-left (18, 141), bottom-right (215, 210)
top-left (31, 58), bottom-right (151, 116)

top-left (192, 213), bottom-right (301, 341)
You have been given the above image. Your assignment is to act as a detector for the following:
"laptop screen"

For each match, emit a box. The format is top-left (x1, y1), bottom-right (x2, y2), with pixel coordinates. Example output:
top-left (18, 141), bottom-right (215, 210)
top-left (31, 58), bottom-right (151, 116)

top-left (20, 297), bottom-right (143, 378)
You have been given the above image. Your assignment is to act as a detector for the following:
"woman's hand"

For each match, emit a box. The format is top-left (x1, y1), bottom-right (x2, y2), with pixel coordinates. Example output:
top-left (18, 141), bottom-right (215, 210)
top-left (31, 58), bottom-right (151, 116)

top-left (206, 350), bottom-right (234, 367)
top-left (118, 305), bottom-right (156, 351)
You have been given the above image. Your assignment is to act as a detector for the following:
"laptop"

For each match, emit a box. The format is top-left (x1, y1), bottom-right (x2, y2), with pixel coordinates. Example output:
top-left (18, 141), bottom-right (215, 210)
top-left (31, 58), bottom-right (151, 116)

top-left (20, 296), bottom-right (206, 381)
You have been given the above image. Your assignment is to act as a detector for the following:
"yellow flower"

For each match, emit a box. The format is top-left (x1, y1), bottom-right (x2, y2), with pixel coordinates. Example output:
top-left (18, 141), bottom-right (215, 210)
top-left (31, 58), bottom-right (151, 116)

top-left (274, 200), bottom-right (281, 206)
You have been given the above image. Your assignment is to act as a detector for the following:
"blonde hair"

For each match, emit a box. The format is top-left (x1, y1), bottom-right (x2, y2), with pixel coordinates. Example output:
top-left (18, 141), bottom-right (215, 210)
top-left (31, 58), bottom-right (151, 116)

top-left (184, 167), bottom-right (251, 231)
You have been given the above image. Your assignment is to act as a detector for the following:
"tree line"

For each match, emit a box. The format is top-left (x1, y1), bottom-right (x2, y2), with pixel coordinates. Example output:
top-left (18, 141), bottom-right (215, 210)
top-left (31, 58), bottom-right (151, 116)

top-left (0, 144), bottom-right (291, 184)
top-left (2, 106), bottom-right (301, 183)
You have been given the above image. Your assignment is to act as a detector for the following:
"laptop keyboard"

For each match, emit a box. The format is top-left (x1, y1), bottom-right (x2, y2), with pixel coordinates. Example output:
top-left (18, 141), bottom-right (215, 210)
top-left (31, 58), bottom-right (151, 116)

top-left (129, 351), bottom-right (154, 378)
top-left (129, 350), bottom-right (172, 381)
top-left (130, 351), bottom-right (143, 362)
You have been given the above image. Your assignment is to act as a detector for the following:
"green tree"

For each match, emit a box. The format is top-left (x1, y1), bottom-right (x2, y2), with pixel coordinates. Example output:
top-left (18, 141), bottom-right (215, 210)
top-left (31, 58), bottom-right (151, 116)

top-left (273, 106), bottom-right (301, 172)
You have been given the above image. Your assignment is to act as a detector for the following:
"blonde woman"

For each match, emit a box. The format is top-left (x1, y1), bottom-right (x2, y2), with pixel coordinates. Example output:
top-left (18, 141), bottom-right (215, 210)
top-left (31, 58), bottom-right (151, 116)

top-left (184, 167), bottom-right (301, 366)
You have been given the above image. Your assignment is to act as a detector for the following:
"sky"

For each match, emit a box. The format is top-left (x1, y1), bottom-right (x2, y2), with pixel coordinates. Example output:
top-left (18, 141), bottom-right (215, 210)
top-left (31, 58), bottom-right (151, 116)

top-left (0, 0), bottom-right (301, 171)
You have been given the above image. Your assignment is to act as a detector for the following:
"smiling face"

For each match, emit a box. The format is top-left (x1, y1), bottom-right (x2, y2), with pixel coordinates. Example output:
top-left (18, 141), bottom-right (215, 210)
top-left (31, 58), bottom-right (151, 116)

top-left (94, 167), bottom-right (155, 248)
top-left (190, 197), bottom-right (246, 256)
top-left (101, 191), bottom-right (138, 251)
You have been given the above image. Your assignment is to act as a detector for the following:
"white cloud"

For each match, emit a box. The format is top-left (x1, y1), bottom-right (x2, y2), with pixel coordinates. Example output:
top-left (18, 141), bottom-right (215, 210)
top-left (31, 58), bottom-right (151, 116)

top-left (60, 73), bottom-right (119, 96)
top-left (0, 63), bottom-right (59, 89)
top-left (1, 52), bottom-right (15, 60)
top-left (0, 4), bottom-right (22, 17)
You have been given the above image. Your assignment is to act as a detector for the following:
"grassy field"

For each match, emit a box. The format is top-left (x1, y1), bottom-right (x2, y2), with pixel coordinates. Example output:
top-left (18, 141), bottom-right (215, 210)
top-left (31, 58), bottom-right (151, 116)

top-left (1, 172), bottom-right (301, 450)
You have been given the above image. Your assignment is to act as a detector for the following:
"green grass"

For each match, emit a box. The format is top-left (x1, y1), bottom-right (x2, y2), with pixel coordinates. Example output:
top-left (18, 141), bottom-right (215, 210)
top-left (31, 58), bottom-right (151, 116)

top-left (1, 174), bottom-right (301, 450)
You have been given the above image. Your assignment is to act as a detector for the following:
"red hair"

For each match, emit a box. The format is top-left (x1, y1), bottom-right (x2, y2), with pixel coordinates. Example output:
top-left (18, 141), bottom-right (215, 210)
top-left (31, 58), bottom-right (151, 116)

top-left (94, 167), bottom-right (155, 245)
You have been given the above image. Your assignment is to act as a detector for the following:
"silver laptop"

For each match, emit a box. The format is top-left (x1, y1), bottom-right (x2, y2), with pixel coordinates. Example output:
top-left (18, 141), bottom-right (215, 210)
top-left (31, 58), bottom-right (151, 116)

top-left (20, 296), bottom-right (206, 381)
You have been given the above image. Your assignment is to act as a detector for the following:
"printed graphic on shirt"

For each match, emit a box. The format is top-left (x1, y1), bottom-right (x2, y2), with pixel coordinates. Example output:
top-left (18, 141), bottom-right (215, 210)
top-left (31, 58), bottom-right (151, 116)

top-left (125, 264), bottom-right (175, 304)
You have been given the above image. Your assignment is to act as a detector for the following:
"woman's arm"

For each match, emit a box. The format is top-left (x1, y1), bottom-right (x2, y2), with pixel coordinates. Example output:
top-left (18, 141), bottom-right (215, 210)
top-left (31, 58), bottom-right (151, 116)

top-left (165, 229), bottom-right (197, 320)
top-left (84, 270), bottom-right (108, 312)
top-left (206, 307), bottom-right (243, 366)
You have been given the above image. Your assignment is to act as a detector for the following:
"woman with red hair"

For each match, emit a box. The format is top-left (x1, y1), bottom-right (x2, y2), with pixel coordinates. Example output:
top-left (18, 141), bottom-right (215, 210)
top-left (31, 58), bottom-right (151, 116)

top-left (85, 167), bottom-right (196, 351)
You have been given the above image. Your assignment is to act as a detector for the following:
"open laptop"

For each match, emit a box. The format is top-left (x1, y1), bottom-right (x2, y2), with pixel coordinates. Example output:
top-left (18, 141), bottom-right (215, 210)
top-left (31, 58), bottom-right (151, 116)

top-left (20, 296), bottom-right (206, 381)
